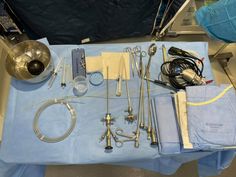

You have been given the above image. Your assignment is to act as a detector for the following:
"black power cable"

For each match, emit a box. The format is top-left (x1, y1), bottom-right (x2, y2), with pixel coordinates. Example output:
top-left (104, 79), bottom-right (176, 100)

top-left (160, 47), bottom-right (204, 89)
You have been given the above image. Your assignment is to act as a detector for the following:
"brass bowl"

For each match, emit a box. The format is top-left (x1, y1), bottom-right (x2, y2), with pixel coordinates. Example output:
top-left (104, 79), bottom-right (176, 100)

top-left (5, 40), bottom-right (54, 83)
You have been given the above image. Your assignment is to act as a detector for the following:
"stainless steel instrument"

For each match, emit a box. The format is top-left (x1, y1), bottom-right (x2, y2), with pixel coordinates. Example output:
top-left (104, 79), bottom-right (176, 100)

top-left (5, 40), bottom-right (54, 83)
top-left (123, 58), bottom-right (136, 122)
top-left (100, 67), bottom-right (115, 150)
top-left (116, 57), bottom-right (124, 96)
top-left (145, 43), bottom-right (157, 77)
top-left (145, 68), bottom-right (152, 140)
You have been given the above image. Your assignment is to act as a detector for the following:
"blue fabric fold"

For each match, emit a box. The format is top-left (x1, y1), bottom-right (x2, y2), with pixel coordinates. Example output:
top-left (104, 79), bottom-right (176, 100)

top-left (198, 150), bottom-right (236, 177)
top-left (1, 41), bottom-right (226, 177)
top-left (153, 96), bottom-right (181, 155)
top-left (0, 160), bottom-right (46, 177)
top-left (186, 84), bottom-right (236, 149)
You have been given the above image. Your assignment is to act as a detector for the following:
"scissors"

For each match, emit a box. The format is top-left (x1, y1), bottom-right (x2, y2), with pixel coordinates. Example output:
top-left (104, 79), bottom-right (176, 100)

top-left (133, 46), bottom-right (141, 54)
top-left (113, 128), bottom-right (136, 147)
top-left (135, 50), bottom-right (147, 58)
top-left (136, 50), bottom-right (146, 78)
top-left (123, 47), bottom-right (132, 53)
top-left (124, 47), bottom-right (135, 77)
top-left (133, 46), bottom-right (147, 77)
top-left (124, 47), bottom-right (137, 77)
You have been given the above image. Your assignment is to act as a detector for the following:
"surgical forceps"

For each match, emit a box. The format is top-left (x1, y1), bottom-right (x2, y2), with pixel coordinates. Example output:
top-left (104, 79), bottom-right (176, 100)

top-left (124, 47), bottom-right (140, 77)
top-left (136, 49), bottom-right (146, 129)
top-left (135, 49), bottom-right (147, 78)
top-left (114, 128), bottom-right (137, 147)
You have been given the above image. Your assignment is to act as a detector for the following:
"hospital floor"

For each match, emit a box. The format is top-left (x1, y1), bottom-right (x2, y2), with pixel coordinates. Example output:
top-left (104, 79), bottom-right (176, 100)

top-left (45, 34), bottom-right (236, 177)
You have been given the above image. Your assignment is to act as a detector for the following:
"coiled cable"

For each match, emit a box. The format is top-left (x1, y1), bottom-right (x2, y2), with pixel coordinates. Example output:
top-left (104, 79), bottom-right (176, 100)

top-left (33, 99), bottom-right (77, 143)
top-left (160, 47), bottom-right (204, 89)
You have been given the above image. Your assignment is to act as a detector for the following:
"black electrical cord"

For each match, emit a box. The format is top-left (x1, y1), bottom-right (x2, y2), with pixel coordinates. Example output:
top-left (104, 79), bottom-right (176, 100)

top-left (160, 56), bottom-right (204, 89)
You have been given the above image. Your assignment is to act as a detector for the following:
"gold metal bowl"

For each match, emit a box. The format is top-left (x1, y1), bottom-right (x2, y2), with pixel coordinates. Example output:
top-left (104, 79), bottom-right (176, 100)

top-left (5, 40), bottom-right (53, 83)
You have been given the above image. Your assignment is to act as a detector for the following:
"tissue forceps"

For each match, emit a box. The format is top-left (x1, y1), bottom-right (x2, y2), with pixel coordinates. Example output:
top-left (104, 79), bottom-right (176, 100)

top-left (135, 49), bottom-right (147, 77)
top-left (124, 47), bottom-right (139, 77)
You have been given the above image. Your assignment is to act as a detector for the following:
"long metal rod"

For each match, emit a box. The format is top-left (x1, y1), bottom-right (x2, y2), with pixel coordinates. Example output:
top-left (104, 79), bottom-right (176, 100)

top-left (133, 53), bottom-right (140, 77)
top-left (150, 99), bottom-right (158, 145)
top-left (145, 56), bottom-right (152, 77)
top-left (130, 52), bottom-right (135, 77)
top-left (151, 100), bottom-right (158, 136)
top-left (141, 82), bottom-right (145, 128)
top-left (136, 82), bottom-right (143, 151)
top-left (124, 60), bottom-right (131, 108)
top-left (146, 68), bottom-right (152, 139)
top-left (139, 63), bottom-right (145, 128)
top-left (106, 66), bottom-right (109, 114)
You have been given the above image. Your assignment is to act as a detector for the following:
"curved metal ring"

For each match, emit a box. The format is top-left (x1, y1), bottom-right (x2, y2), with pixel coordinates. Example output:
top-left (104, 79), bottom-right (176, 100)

top-left (135, 50), bottom-right (147, 58)
top-left (123, 47), bottom-right (132, 53)
top-left (133, 46), bottom-right (141, 53)
top-left (115, 140), bottom-right (123, 148)
top-left (115, 128), bottom-right (124, 136)
top-left (33, 99), bottom-right (77, 143)
top-left (89, 71), bottom-right (104, 86)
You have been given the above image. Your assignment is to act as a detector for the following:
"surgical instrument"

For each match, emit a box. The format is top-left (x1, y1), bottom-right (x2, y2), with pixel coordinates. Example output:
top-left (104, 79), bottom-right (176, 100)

top-left (150, 99), bottom-right (158, 146)
top-left (168, 46), bottom-right (199, 60)
top-left (116, 57), bottom-right (124, 96)
top-left (100, 67), bottom-right (115, 150)
top-left (136, 50), bottom-right (146, 78)
top-left (61, 59), bottom-right (66, 88)
top-left (133, 45), bottom-right (142, 54)
top-left (161, 46), bottom-right (204, 89)
top-left (144, 77), bottom-right (177, 91)
top-left (33, 99), bottom-right (77, 143)
top-left (115, 120), bottom-right (141, 148)
top-left (134, 101), bottom-right (141, 148)
top-left (162, 44), bottom-right (168, 63)
top-left (123, 47), bottom-right (135, 77)
top-left (114, 59), bottom-right (141, 147)
top-left (145, 68), bottom-right (152, 140)
top-left (145, 43), bottom-right (157, 77)
top-left (72, 48), bottom-right (86, 79)
top-left (123, 59), bottom-right (136, 122)
top-left (138, 60), bottom-right (145, 129)
top-left (114, 128), bottom-right (136, 147)
top-left (48, 57), bottom-right (63, 89)
top-left (131, 45), bottom-right (144, 77)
